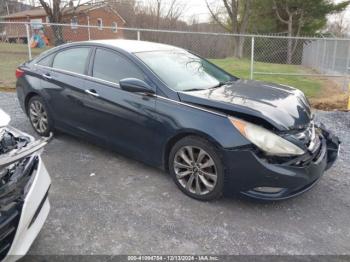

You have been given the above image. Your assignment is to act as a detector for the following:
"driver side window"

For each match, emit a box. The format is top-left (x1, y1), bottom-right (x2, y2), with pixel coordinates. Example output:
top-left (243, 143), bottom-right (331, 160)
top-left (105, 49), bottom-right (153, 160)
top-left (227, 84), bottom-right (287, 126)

top-left (92, 48), bottom-right (145, 84)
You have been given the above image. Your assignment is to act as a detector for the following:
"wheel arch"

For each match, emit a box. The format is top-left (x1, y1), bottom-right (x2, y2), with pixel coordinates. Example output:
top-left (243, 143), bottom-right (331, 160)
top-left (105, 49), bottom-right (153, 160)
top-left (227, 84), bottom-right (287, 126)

top-left (24, 92), bottom-right (40, 115)
top-left (163, 129), bottom-right (222, 172)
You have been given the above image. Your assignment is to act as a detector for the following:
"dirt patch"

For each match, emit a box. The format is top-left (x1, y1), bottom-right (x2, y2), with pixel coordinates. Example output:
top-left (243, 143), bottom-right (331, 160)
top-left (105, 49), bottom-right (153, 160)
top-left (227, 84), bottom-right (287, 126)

top-left (0, 87), bottom-right (16, 92)
top-left (310, 93), bottom-right (349, 111)
top-left (308, 76), bottom-right (349, 111)
top-left (317, 77), bottom-right (345, 97)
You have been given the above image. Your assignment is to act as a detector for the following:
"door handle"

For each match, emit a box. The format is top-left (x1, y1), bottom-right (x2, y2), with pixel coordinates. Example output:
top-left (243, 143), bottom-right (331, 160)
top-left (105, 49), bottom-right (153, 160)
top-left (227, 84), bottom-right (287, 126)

top-left (85, 89), bottom-right (99, 97)
top-left (42, 73), bottom-right (52, 80)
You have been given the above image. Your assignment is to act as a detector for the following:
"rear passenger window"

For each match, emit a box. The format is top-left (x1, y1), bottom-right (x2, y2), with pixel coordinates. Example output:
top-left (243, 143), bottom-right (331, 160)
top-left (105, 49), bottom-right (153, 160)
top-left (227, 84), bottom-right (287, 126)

top-left (52, 48), bottom-right (90, 74)
top-left (92, 48), bottom-right (145, 84)
top-left (37, 53), bottom-right (54, 67)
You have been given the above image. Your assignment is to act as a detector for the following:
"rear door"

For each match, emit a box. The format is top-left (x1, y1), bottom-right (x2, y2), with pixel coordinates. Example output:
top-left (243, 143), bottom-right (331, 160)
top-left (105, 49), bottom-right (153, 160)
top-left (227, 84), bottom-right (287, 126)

top-left (39, 47), bottom-right (92, 132)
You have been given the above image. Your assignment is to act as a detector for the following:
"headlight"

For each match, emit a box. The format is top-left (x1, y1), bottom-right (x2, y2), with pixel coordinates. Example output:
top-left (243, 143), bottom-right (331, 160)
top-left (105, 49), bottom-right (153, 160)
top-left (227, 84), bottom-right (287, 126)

top-left (229, 117), bottom-right (305, 156)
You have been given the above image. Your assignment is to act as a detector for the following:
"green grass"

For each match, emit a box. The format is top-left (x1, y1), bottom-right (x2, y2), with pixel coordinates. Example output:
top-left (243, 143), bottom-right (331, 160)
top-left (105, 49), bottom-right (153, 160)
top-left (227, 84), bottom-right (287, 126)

top-left (0, 43), bottom-right (322, 97)
top-left (210, 58), bottom-right (322, 97)
top-left (0, 43), bottom-right (47, 88)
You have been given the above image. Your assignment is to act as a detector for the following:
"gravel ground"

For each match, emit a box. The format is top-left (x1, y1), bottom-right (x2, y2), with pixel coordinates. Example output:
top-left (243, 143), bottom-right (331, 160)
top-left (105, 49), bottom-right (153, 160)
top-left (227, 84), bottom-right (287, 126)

top-left (1, 92), bottom-right (350, 256)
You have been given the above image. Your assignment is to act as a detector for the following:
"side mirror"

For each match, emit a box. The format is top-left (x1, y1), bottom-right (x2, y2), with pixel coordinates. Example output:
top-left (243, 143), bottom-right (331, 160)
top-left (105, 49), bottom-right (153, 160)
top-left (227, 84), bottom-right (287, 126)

top-left (119, 78), bottom-right (155, 95)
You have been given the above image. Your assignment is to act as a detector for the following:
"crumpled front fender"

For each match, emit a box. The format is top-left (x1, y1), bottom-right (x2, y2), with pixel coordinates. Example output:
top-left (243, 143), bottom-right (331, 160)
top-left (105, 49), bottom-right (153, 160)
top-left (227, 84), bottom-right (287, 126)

top-left (319, 123), bottom-right (340, 170)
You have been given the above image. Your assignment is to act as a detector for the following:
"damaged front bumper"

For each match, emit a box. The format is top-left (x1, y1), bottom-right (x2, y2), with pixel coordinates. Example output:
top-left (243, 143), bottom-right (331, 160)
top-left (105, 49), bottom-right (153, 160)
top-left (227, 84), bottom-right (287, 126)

top-left (223, 125), bottom-right (340, 201)
top-left (0, 124), bottom-right (51, 261)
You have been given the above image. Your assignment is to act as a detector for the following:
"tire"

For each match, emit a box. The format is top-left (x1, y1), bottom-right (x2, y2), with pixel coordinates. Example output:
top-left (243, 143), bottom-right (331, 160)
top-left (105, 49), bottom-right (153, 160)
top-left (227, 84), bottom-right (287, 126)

top-left (169, 136), bottom-right (225, 201)
top-left (27, 95), bottom-right (53, 137)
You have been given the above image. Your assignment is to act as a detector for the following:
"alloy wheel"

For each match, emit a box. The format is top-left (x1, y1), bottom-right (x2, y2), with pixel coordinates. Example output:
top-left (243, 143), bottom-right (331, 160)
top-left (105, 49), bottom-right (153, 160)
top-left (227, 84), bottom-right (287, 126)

top-left (29, 100), bottom-right (48, 134)
top-left (174, 146), bottom-right (217, 195)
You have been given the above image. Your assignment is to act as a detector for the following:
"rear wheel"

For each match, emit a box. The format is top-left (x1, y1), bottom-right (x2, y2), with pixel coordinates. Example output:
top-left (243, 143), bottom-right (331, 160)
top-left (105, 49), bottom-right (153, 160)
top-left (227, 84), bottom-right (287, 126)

top-left (27, 96), bottom-right (53, 137)
top-left (169, 136), bottom-right (224, 201)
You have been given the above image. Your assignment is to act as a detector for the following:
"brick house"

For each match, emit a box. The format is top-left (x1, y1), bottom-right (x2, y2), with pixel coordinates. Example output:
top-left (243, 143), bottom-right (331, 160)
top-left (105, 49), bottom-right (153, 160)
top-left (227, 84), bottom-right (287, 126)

top-left (1, 4), bottom-right (126, 45)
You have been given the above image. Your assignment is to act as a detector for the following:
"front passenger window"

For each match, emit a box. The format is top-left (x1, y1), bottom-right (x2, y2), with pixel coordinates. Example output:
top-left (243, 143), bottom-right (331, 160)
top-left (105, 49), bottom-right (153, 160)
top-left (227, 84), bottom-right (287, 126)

top-left (52, 48), bottom-right (90, 74)
top-left (92, 48), bottom-right (145, 84)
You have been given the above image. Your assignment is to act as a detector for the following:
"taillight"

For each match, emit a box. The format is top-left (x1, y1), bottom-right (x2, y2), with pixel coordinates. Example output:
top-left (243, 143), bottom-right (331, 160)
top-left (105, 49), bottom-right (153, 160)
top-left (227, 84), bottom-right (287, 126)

top-left (15, 68), bottom-right (25, 79)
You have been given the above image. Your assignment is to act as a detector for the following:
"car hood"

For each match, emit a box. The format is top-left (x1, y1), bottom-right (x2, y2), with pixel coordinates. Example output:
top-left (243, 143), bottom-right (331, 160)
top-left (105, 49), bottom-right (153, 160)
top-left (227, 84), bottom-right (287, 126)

top-left (178, 79), bottom-right (312, 131)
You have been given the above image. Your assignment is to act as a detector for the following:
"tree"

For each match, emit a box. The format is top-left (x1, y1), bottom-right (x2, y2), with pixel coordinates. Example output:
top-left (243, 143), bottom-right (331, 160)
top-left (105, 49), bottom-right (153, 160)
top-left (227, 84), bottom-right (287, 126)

top-left (107, 0), bottom-right (137, 26)
top-left (0, 0), bottom-right (32, 16)
top-left (206, 0), bottom-right (253, 58)
top-left (326, 12), bottom-right (350, 37)
top-left (143, 0), bottom-right (186, 29)
top-left (38, 0), bottom-right (82, 45)
top-left (272, 0), bottom-right (350, 63)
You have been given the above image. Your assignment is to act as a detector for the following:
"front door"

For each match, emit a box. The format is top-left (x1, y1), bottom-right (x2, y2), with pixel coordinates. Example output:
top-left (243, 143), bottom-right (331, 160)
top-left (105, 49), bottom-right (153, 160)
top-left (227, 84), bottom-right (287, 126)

top-left (77, 48), bottom-right (159, 164)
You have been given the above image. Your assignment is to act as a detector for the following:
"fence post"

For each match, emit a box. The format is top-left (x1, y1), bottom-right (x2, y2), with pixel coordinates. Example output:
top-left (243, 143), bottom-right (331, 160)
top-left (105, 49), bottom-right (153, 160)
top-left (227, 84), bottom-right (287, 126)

top-left (25, 23), bottom-right (32, 60)
top-left (137, 30), bottom-right (141, 41)
top-left (346, 40), bottom-right (350, 75)
top-left (250, 36), bottom-right (255, 80)
top-left (87, 16), bottom-right (91, 40)
top-left (346, 41), bottom-right (350, 110)
top-left (321, 39), bottom-right (327, 73)
top-left (316, 40), bottom-right (320, 71)
top-left (332, 40), bottom-right (337, 71)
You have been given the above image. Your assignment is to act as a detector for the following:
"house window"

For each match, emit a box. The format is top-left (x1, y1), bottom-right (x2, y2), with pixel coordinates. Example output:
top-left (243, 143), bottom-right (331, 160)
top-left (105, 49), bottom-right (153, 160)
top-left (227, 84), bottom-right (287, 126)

top-left (71, 16), bottom-right (78, 29)
top-left (112, 22), bottom-right (117, 33)
top-left (97, 18), bottom-right (103, 30)
top-left (30, 18), bottom-right (43, 29)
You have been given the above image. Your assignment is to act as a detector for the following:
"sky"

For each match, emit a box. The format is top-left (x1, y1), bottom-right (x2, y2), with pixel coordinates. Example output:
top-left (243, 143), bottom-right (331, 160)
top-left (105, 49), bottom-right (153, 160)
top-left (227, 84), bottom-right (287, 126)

top-left (166, 0), bottom-right (211, 23)
top-left (330, 0), bottom-right (350, 25)
top-left (23, 0), bottom-right (212, 22)
top-left (162, 0), bottom-right (350, 25)
top-left (21, 0), bottom-right (350, 26)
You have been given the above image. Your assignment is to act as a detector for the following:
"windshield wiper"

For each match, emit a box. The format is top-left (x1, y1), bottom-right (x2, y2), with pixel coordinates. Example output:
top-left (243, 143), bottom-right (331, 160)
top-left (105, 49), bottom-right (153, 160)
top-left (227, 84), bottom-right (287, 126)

top-left (183, 88), bottom-right (206, 92)
top-left (183, 80), bottom-right (235, 92)
top-left (210, 81), bottom-right (234, 89)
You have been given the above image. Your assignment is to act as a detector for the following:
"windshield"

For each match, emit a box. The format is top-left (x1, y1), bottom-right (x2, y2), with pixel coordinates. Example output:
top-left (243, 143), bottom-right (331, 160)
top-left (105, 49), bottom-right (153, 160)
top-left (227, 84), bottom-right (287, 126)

top-left (136, 50), bottom-right (234, 91)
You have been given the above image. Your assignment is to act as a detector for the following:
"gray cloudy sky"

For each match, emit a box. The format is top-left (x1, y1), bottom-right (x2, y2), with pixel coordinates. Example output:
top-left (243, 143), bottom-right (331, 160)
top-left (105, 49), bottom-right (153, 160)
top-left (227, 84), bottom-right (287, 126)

top-left (28, 0), bottom-right (350, 26)
top-left (170, 0), bottom-right (211, 22)
top-left (180, 0), bottom-right (350, 25)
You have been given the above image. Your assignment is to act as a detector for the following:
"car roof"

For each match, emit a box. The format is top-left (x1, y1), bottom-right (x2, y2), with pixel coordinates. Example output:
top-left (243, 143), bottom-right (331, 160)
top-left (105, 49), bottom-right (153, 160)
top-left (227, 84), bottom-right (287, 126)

top-left (88, 39), bottom-right (183, 53)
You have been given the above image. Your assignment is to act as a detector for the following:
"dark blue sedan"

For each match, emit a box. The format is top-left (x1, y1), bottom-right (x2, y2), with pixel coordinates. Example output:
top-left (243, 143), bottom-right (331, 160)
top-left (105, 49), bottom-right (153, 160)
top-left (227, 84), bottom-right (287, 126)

top-left (15, 40), bottom-right (340, 201)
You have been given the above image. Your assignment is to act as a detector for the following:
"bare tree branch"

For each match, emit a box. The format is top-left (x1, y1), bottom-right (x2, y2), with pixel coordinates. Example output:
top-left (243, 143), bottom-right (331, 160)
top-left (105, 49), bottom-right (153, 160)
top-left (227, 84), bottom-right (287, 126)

top-left (206, 0), bottom-right (252, 58)
top-left (292, 11), bottom-right (304, 55)
top-left (273, 0), bottom-right (289, 24)
top-left (165, 0), bottom-right (186, 22)
top-left (205, 0), bottom-right (231, 32)
top-left (239, 0), bottom-right (252, 33)
top-left (38, 0), bottom-right (53, 20)
top-left (222, 0), bottom-right (234, 21)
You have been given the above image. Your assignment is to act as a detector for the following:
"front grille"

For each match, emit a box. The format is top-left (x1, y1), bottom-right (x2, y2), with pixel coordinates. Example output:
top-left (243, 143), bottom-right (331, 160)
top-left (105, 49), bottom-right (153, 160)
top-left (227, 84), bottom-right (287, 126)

top-left (0, 204), bottom-right (20, 260)
top-left (0, 125), bottom-right (49, 259)
top-left (293, 122), bottom-right (323, 154)
top-left (0, 155), bottom-right (38, 259)
top-left (257, 122), bottom-right (324, 167)
top-left (294, 122), bottom-right (316, 147)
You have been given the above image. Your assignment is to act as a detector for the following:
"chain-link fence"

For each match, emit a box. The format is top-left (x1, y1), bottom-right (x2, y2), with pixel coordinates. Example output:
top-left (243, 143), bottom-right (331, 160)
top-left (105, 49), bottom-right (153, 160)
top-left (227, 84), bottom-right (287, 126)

top-left (1, 21), bottom-right (349, 97)
top-left (302, 39), bottom-right (350, 75)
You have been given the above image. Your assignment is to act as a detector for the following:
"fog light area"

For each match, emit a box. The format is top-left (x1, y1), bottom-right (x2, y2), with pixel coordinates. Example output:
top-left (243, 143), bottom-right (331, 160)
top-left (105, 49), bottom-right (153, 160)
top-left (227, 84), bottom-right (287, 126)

top-left (253, 187), bottom-right (284, 193)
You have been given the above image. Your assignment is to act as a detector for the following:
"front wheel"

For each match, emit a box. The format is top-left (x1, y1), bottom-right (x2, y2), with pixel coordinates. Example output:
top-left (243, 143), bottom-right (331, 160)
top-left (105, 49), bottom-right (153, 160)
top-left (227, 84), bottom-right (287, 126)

top-left (169, 136), bottom-right (225, 201)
